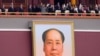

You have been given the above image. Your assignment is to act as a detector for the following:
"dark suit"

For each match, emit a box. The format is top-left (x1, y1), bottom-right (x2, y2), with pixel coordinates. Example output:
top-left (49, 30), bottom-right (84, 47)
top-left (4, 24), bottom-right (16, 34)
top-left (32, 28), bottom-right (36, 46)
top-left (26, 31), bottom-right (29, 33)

top-left (17, 7), bottom-right (24, 12)
top-left (95, 9), bottom-right (99, 13)
top-left (55, 5), bottom-right (61, 10)
top-left (1, 8), bottom-right (5, 12)
top-left (0, 8), bottom-right (5, 15)
top-left (86, 9), bottom-right (90, 16)
top-left (69, 8), bottom-right (75, 16)
top-left (48, 7), bottom-right (55, 13)
top-left (78, 9), bottom-right (84, 16)
top-left (17, 7), bottom-right (24, 15)
top-left (28, 7), bottom-right (33, 12)
top-left (32, 7), bottom-right (37, 12)
top-left (35, 6), bottom-right (41, 12)
top-left (8, 7), bottom-right (16, 15)
top-left (95, 9), bottom-right (99, 16)
top-left (8, 7), bottom-right (15, 12)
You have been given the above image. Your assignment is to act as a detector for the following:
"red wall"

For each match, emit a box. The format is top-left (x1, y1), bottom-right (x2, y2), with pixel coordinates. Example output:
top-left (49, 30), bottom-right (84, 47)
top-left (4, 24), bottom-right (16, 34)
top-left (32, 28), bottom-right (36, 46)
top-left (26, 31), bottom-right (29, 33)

top-left (75, 32), bottom-right (100, 56)
top-left (0, 31), bottom-right (100, 56)
top-left (0, 31), bottom-right (32, 56)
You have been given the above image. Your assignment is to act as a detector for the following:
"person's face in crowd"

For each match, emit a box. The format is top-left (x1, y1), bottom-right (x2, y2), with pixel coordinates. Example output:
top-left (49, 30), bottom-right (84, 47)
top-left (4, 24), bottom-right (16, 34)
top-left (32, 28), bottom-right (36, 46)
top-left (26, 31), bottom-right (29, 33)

top-left (11, 3), bottom-right (14, 8)
top-left (43, 30), bottom-right (63, 56)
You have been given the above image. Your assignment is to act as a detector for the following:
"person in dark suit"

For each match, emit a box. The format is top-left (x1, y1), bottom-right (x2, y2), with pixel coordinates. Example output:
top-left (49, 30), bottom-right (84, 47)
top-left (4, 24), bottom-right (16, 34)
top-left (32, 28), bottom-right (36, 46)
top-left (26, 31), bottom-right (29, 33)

top-left (66, 2), bottom-right (71, 10)
top-left (0, 4), bottom-right (5, 15)
top-left (47, 5), bottom-right (55, 15)
top-left (94, 5), bottom-right (99, 16)
top-left (28, 4), bottom-right (34, 15)
top-left (32, 5), bottom-right (37, 12)
top-left (18, 4), bottom-right (24, 12)
top-left (1, 4), bottom-right (5, 12)
top-left (8, 3), bottom-right (16, 15)
top-left (16, 4), bottom-right (24, 15)
top-left (55, 2), bottom-right (61, 10)
top-left (69, 6), bottom-right (75, 16)
top-left (78, 8), bottom-right (84, 13)
top-left (78, 5), bottom-right (84, 16)
top-left (35, 5), bottom-right (41, 12)
top-left (8, 3), bottom-right (15, 12)
top-left (61, 4), bottom-right (66, 16)
top-left (28, 4), bottom-right (33, 12)
top-left (78, 9), bottom-right (84, 16)
top-left (85, 7), bottom-right (90, 16)
top-left (48, 5), bottom-right (55, 13)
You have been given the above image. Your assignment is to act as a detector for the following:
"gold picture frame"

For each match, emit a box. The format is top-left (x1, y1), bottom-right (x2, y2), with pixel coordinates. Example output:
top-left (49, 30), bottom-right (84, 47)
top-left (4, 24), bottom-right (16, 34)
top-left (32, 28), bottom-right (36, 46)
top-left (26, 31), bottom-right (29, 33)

top-left (32, 21), bottom-right (75, 56)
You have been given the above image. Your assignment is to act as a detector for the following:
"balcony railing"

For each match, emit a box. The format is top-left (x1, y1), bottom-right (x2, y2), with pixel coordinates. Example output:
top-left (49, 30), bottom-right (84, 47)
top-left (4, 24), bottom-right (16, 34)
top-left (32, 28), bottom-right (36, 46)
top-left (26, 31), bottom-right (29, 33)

top-left (0, 12), bottom-right (100, 16)
top-left (0, 12), bottom-right (100, 19)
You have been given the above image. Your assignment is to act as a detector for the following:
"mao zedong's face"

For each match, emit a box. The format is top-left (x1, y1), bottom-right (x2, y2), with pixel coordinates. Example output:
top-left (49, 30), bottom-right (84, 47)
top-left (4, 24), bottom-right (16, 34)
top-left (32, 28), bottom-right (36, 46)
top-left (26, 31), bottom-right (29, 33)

top-left (43, 30), bottom-right (63, 56)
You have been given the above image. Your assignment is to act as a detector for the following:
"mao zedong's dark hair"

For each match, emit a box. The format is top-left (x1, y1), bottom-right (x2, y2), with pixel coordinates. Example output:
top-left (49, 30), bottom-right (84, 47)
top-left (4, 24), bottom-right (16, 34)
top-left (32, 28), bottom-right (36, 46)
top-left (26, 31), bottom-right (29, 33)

top-left (42, 28), bottom-right (65, 43)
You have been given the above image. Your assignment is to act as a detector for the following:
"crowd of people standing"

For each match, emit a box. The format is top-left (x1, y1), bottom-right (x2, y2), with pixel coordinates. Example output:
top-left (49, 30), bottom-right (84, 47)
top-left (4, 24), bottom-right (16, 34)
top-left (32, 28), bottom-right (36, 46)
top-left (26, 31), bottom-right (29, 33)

top-left (0, 2), bottom-right (100, 15)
